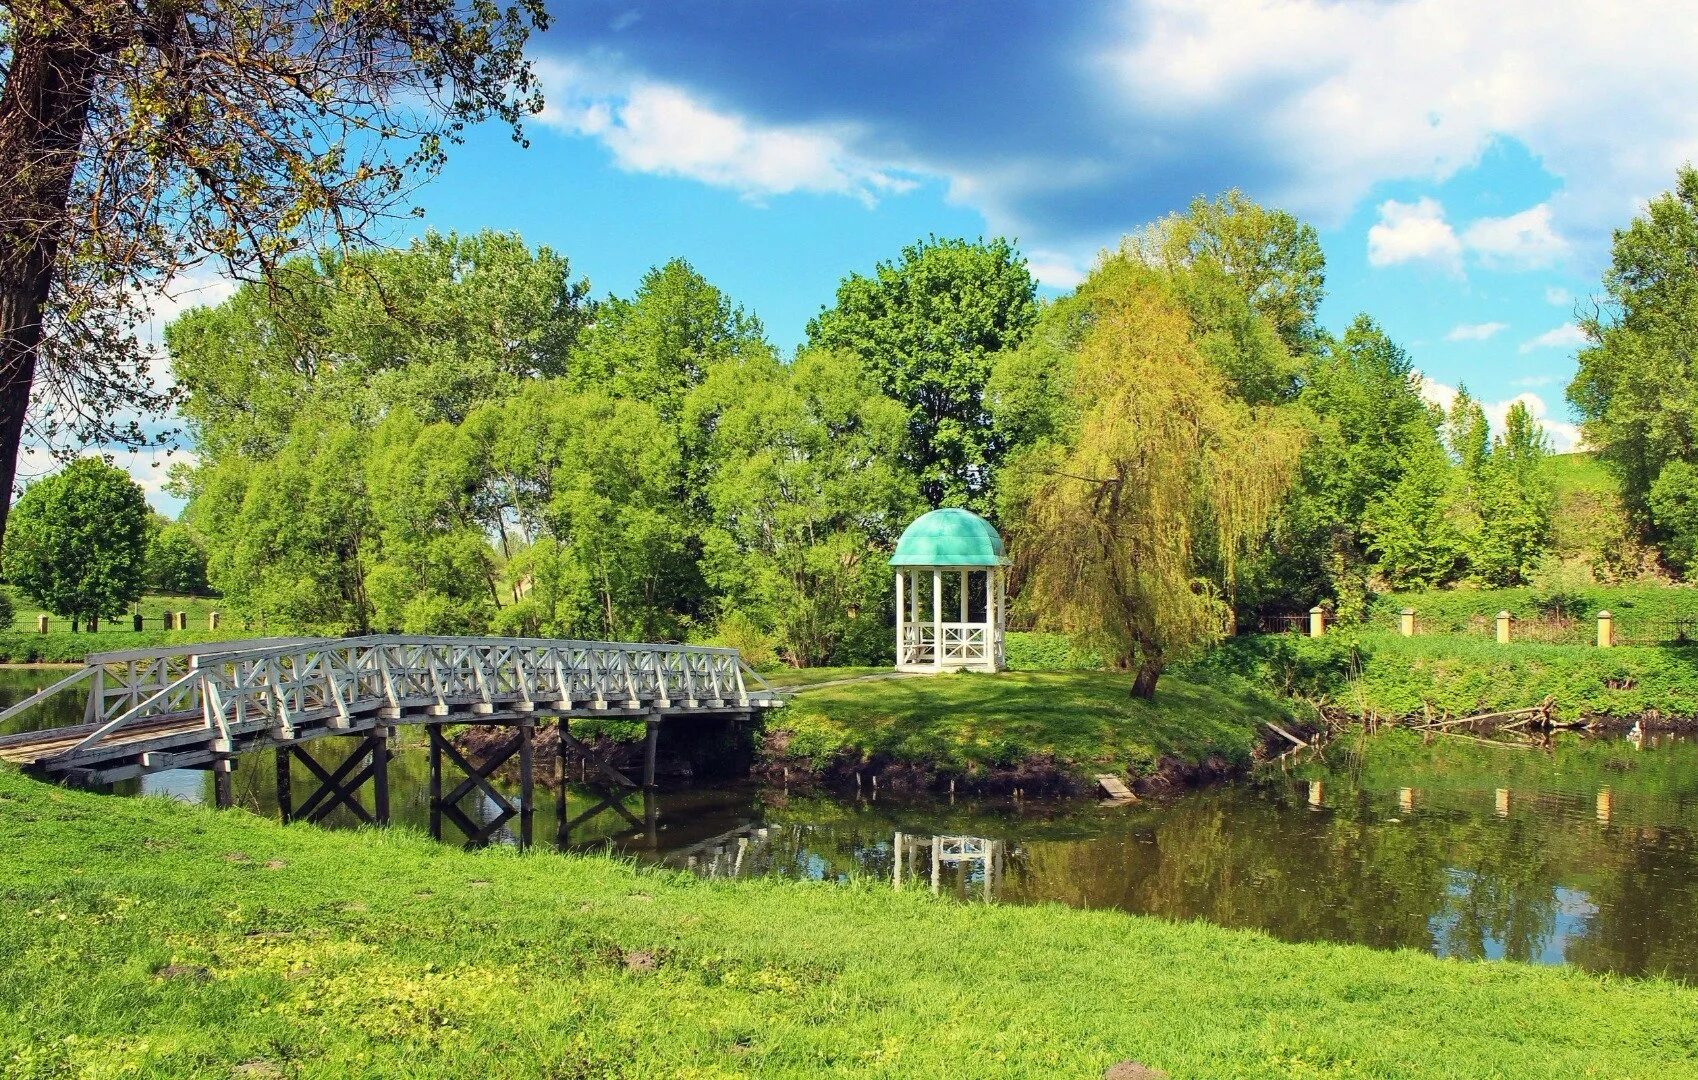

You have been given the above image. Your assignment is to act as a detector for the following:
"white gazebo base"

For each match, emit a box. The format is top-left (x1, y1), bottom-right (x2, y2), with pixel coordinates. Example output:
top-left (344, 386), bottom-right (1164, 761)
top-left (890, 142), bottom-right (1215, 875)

top-left (893, 565), bottom-right (1006, 675)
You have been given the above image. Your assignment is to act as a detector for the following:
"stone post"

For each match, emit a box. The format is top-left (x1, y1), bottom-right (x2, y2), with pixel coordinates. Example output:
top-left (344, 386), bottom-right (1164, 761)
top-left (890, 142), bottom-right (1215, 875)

top-left (175, 611), bottom-right (187, 632)
top-left (132, 613), bottom-right (142, 632)
top-left (209, 611), bottom-right (221, 631)
top-left (1400, 608), bottom-right (1416, 637)
top-left (162, 612), bottom-right (175, 631)
top-left (35, 614), bottom-right (47, 634)
top-left (1308, 606), bottom-right (1326, 638)
top-left (1496, 610), bottom-right (1513, 644)
top-left (1597, 610), bottom-right (1614, 648)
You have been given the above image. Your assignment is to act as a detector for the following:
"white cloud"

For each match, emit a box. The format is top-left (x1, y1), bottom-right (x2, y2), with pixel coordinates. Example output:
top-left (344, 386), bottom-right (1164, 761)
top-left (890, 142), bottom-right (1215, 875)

top-left (1513, 373), bottom-right (1559, 388)
top-left (1024, 249), bottom-right (1089, 289)
top-left (13, 444), bottom-right (191, 516)
top-left (1367, 197), bottom-right (1460, 269)
top-left (1415, 375), bottom-right (1582, 452)
top-left (1108, 0), bottom-right (1698, 248)
top-left (535, 59), bottom-right (915, 204)
top-left (1519, 322), bottom-right (1588, 353)
top-left (1461, 203), bottom-right (1569, 268)
top-left (1545, 285), bottom-right (1573, 306)
top-left (1444, 321), bottom-right (1507, 342)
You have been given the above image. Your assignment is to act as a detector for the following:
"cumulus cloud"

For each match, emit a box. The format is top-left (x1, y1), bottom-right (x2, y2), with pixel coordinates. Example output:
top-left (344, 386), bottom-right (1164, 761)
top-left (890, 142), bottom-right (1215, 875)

top-left (1545, 285), bottom-right (1573, 306)
top-left (1415, 376), bottom-right (1582, 452)
top-left (535, 59), bottom-right (915, 204)
top-left (1368, 197), bottom-right (1461, 269)
top-left (1461, 204), bottom-right (1569, 268)
top-left (1519, 322), bottom-right (1588, 353)
top-left (1108, 0), bottom-right (1698, 244)
top-left (1445, 321), bottom-right (1507, 342)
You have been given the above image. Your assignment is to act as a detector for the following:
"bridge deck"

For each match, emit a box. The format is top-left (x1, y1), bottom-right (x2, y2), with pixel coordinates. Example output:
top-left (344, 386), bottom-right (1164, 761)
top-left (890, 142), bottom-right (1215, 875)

top-left (0, 634), bottom-right (782, 786)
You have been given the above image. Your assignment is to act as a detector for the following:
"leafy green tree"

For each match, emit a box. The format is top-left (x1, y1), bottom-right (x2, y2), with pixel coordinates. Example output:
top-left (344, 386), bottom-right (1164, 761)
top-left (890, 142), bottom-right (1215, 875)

top-left (169, 231), bottom-right (592, 457)
top-left (468, 382), bottom-right (696, 642)
top-left (1444, 386), bottom-right (1491, 477)
top-left (1469, 401), bottom-right (1555, 585)
top-left (807, 236), bottom-right (1037, 511)
top-left (1362, 426), bottom-right (1462, 588)
top-left (1128, 189), bottom-right (1327, 357)
top-left (1647, 461), bottom-right (1698, 573)
top-left (0, 0), bottom-right (546, 555)
top-left (1014, 266), bottom-right (1306, 698)
top-left (187, 415), bottom-right (376, 633)
top-left (3, 458), bottom-right (149, 628)
top-left (1248, 316), bottom-right (1437, 612)
top-left (573, 259), bottom-right (770, 423)
top-left (1569, 165), bottom-right (1698, 527)
top-left (144, 520), bottom-right (209, 595)
top-left (694, 349), bottom-right (918, 666)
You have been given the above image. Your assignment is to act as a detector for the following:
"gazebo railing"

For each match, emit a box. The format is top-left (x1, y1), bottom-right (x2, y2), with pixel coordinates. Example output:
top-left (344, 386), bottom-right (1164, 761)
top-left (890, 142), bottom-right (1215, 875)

top-left (901, 623), bottom-right (992, 665)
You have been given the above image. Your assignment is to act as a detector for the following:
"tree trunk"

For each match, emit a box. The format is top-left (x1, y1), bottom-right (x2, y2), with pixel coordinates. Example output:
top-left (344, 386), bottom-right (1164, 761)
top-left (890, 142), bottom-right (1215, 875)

top-left (0, 33), bottom-right (99, 549)
top-left (1130, 657), bottom-right (1163, 700)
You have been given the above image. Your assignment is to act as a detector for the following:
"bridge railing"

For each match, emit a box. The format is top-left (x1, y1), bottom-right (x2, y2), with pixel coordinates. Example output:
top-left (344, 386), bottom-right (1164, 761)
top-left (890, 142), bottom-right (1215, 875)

top-left (0, 635), bottom-right (777, 766)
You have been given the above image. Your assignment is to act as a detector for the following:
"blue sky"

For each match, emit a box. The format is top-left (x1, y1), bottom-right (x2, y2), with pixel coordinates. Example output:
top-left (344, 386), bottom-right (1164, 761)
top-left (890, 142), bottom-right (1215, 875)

top-left (114, 0), bottom-right (1698, 506)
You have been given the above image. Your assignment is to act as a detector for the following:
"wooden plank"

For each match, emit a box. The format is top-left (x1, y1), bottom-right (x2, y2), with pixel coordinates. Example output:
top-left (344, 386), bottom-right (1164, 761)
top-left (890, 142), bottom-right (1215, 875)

top-left (1096, 774), bottom-right (1137, 802)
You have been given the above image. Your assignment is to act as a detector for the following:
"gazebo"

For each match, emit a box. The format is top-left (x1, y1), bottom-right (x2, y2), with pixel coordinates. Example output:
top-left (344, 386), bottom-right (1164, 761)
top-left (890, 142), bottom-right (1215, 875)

top-left (890, 508), bottom-right (1008, 674)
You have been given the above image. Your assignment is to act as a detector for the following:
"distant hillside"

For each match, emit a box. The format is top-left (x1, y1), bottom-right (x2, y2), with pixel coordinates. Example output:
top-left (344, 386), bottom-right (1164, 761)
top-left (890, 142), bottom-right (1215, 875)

top-left (1544, 451), bottom-right (1615, 499)
top-left (1543, 451), bottom-right (1663, 580)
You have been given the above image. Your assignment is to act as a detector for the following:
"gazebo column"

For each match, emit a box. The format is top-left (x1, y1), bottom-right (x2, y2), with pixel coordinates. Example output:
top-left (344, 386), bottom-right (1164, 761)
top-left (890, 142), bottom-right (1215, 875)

top-left (932, 568), bottom-right (944, 670)
top-left (895, 570), bottom-right (906, 667)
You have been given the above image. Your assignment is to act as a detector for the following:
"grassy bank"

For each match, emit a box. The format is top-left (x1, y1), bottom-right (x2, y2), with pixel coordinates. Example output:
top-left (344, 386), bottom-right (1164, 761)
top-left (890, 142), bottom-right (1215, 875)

top-left (2, 769), bottom-right (1695, 1078)
top-left (1211, 631), bottom-right (1698, 722)
top-left (771, 670), bottom-right (1291, 782)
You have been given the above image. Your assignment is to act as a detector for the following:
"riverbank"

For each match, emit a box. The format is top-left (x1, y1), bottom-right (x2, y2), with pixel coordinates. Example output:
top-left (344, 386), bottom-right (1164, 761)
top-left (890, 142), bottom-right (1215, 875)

top-left (765, 669), bottom-right (1303, 794)
top-left (2, 767), bottom-right (1694, 1078)
top-left (1208, 632), bottom-right (1698, 726)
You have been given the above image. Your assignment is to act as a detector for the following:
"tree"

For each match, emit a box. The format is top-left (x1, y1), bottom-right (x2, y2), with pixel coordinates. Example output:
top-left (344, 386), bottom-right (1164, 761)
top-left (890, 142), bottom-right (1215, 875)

top-left (1248, 316), bottom-right (1437, 613)
top-left (168, 231), bottom-right (592, 457)
top-left (0, 0), bottom-right (547, 552)
top-left (3, 457), bottom-right (148, 626)
top-left (1127, 189), bottom-right (1327, 356)
top-left (1362, 426), bottom-right (1462, 589)
top-left (1649, 460), bottom-right (1698, 574)
top-left (807, 236), bottom-right (1038, 512)
top-left (1013, 267), bottom-right (1305, 698)
top-left (144, 519), bottom-right (209, 594)
top-left (1569, 165), bottom-right (1698, 526)
top-left (1467, 400), bottom-right (1554, 586)
top-left (694, 349), bottom-right (918, 667)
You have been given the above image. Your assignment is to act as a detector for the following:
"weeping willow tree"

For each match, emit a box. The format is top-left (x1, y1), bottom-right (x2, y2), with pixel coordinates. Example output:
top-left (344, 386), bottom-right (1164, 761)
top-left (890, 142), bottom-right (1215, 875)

top-left (1016, 266), bottom-right (1306, 698)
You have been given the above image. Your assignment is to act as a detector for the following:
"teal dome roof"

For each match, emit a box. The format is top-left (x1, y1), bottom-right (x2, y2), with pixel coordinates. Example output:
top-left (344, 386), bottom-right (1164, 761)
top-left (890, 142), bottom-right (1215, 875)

top-left (889, 508), bottom-right (1007, 567)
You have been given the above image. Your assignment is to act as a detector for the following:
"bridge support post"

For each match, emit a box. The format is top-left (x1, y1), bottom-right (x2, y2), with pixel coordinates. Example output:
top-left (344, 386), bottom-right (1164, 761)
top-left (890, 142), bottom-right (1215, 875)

top-left (643, 715), bottom-right (661, 790)
top-left (276, 729), bottom-right (392, 827)
top-left (426, 721), bottom-right (534, 849)
top-left (212, 757), bottom-right (234, 810)
top-left (276, 747), bottom-right (294, 825)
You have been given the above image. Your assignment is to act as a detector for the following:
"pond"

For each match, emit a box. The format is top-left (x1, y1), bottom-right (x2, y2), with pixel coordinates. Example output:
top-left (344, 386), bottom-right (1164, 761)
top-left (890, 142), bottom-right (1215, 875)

top-left (5, 667), bottom-right (1698, 982)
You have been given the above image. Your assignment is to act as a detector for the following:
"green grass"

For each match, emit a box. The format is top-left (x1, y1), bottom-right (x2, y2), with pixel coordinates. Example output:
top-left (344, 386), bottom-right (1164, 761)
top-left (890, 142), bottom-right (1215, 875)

top-left (1544, 450), bottom-right (1617, 499)
top-left (2, 768), bottom-right (1696, 1078)
top-left (759, 666), bottom-right (888, 689)
top-left (1370, 582), bottom-right (1697, 635)
top-left (773, 670), bottom-right (1289, 777)
top-left (1213, 631), bottom-right (1698, 722)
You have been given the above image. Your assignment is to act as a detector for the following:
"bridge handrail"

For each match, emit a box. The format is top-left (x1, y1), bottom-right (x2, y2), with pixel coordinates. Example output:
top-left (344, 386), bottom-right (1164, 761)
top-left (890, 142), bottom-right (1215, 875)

top-left (25, 635), bottom-right (778, 765)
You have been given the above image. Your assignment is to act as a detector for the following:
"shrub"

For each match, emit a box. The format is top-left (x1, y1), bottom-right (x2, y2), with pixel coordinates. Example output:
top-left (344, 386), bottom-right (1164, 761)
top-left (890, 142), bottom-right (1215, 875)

top-left (1003, 631), bottom-right (1103, 671)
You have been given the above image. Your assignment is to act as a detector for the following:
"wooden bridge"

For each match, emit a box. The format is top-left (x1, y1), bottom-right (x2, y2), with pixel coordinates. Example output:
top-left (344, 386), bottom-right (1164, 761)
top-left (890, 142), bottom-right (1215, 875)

top-left (0, 634), bottom-right (782, 846)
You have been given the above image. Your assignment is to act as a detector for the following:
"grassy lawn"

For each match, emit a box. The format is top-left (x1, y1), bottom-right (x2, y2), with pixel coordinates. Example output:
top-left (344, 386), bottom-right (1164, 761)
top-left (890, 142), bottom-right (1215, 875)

top-left (1370, 582), bottom-right (1697, 636)
top-left (759, 666), bottom-right (888, 689)
top-left (773, 670), bottom-right (1290, 776)
top-left (2, 769), bottom-right (1695, 1078)
top-left (1544, 450), bottom-right (1616, 499)
top-left (0, 588), bottom-right (268, 663)
top-left (1212, 631), bottom-right (1698, 722)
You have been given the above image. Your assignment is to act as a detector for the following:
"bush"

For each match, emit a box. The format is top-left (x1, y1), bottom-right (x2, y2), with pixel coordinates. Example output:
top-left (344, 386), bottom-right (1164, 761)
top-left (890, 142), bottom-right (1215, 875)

top-left (1003, 631), bottom-right (1103, 671)
top-left (704, 611), bottom-right (780, 671)
top-left (1200, 634), bottom-right (1360, 701)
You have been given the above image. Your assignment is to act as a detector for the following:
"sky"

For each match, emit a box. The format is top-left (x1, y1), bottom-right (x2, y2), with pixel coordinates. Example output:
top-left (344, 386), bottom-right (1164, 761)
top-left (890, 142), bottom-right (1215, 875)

top-left (94, 0), bottom-right (1698, 510)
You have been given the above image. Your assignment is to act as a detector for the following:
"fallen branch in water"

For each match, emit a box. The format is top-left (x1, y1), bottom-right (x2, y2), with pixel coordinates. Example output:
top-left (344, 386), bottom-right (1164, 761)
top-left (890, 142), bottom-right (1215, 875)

top-left (1265, 721), bottom-right (1310, 749)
